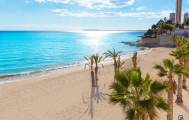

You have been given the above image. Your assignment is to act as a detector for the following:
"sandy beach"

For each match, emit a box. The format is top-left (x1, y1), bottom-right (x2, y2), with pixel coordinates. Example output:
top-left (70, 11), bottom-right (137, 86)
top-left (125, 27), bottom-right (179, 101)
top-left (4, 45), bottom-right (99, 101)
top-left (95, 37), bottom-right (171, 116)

top-left (0, 47), bottom-right (188, 120)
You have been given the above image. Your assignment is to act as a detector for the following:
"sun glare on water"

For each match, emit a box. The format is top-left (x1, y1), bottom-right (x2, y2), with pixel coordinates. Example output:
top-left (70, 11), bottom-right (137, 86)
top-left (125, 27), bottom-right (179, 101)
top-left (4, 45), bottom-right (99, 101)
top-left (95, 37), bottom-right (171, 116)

top-left (79, 31), bottom-right (124, 53)
top-left (82, 31), bottom-right (111, 48)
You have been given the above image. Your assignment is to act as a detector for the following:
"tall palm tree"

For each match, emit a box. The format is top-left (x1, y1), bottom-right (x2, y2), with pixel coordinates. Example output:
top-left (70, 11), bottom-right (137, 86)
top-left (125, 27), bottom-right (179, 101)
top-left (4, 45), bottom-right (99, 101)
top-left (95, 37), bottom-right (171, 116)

top-left (181, 42), bottom-right (189, 90)
top-left (84, 54), bottom-right (103, 118)
top-left (173, 36), bottom-right (189, 89)
top-left (132, 52), bottom-right (138, 68)
top-left (183, 56), bottom-right (189, 89)
top-left (110, 68), bottom-right (168, 120)
top-left (84, 55), bottom-right (95, 89)
top-left (154, 59), bottom-right (182, 120)
top-left (104, 49), bottom-right (122, 74)
top-left (117, 55), bottom-right (126, 71)
top-left (170, 49), bottom-right (185, 104)
top-left (84, 55), bottom-right (95, 119)
top-left (93, 54), bottom-right (103, 102)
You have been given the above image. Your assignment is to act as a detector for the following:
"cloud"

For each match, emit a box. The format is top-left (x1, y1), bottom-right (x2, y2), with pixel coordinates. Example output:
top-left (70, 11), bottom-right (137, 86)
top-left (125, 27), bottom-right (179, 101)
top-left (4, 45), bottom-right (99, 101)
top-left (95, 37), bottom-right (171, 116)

top-left (136, 6), bottom-right (145, 11)
top-left (52, 9), bottom-right (173, 19)
top-left (34, 0), bottom-right (135, 9)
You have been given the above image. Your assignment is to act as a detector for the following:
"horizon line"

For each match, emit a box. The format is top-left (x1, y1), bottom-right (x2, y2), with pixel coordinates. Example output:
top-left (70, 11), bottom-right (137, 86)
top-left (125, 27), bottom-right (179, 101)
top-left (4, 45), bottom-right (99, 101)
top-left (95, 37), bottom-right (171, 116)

top-left (0, 29), bottom-right (147, 32)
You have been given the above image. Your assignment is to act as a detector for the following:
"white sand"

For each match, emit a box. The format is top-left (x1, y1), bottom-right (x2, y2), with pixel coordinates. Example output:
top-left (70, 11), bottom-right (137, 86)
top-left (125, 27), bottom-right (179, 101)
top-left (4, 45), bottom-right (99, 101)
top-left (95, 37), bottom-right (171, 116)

top-left (0, 47), bottom-right (188, 120)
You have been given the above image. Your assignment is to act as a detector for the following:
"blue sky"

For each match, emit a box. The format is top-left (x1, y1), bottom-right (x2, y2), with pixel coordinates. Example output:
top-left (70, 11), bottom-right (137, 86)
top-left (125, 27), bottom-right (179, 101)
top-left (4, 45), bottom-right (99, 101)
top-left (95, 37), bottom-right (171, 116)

top-left (0, 0), bottom-right (189, 30)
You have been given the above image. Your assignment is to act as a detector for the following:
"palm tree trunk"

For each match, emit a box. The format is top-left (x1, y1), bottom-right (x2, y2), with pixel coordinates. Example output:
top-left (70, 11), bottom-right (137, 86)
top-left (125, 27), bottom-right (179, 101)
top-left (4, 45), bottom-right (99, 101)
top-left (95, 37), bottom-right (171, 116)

top-left (95, 63), bottom-right (100, 102)
top-left (114, 59), bottom-right (117, 73)
top-left (176, 74), bottom-right (183, 104)
top-left (90, 58), bottom-right (95, 88)
top-left (113, 59), bottom-right (117, 82)
top-left (91, 71), bottom-right (95, 87)
top-left (95, 64), bottom-right (98, 86)
top-left (90, 61), bottom-right (95, 118)
top-left (182, 75), bottom-right (187, 89)
top-left (167, 76), bottom-right (174, 120)
top-left (176, 60), bottom-right (183, 104)
top-left (167, 90), bottom-right (174, 120)
top-left (183, 58), bottom-right (188, 89)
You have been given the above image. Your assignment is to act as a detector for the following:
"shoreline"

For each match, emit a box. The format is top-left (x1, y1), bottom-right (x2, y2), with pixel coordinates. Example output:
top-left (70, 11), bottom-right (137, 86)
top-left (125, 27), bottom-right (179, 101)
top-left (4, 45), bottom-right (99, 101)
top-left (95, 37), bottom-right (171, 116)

top-left (0, 48), bottom-right (151, 84)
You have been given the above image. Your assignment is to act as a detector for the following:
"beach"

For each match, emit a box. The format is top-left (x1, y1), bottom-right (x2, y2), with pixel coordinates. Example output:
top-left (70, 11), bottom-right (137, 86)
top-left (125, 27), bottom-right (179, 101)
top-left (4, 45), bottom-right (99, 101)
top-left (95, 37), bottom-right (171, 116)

top-left (0, 47), bottom-right (188, 120)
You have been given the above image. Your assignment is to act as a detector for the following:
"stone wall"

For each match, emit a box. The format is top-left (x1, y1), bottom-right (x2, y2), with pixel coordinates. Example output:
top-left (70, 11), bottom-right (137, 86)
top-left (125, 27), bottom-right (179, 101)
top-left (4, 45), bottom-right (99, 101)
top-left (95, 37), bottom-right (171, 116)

top-left (139, 35), bottom-right (175, 47)
top-left (158, 35), bottom-right (175, 47)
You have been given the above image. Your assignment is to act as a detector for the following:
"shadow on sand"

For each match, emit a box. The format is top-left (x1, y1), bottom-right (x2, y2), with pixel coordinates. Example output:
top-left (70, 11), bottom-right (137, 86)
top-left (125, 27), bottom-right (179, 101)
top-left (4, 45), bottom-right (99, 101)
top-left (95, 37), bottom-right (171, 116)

top-left (82, 86), bottom-right (107, 119)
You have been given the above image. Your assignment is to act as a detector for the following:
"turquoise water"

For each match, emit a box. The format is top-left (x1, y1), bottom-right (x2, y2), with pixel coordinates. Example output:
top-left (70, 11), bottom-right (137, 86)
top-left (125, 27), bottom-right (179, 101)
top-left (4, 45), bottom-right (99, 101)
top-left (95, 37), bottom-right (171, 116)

top-left (0, 31), bottom-right (144, 75)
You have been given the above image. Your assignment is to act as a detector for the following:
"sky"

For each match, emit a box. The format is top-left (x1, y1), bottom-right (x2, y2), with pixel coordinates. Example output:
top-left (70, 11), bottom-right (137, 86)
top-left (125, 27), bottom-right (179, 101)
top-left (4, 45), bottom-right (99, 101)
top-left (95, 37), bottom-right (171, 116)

top-left (0, 0), bottom-right (189, 31)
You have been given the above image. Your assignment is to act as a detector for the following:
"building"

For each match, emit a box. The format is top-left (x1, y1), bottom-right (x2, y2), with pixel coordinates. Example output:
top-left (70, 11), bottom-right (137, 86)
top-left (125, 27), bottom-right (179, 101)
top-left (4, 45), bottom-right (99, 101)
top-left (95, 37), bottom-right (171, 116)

top-left (176, 0), bottom-right (182, 24)
top-left (184, 13), bottom-right (189, 23)
top-left (169, 13), bottom-right (176, 24)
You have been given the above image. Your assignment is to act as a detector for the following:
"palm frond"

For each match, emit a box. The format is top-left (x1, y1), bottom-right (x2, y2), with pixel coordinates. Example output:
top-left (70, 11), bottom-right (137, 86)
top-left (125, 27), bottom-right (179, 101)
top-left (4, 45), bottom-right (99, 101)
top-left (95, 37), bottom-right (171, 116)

top-left (154, 64), bottom-right (167, 77)
top-left (110, 68), bottom-right (168, 120)
top-left (156, 97), bottom-right (169, 111)
top-left (163, 59), bottom-right (174, 69)
top-left (126, 109), bottom-right (136, 120)
top-left (150, 81), bottom-right (167, 94)
top-left (114, 71), bottom-right (129, 87)
top-left (110, 82), bottom-right (125, 94)
top-left (174, 64), bottom-right (184, 75)
top-left (129, 70), bottom-right (142, 87)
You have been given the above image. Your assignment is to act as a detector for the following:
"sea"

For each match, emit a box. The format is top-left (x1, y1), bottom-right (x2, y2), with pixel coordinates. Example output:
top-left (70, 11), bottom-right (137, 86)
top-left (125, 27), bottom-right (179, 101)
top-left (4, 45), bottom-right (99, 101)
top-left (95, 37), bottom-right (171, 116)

top-left (0, 30), bottom-right (145, 76)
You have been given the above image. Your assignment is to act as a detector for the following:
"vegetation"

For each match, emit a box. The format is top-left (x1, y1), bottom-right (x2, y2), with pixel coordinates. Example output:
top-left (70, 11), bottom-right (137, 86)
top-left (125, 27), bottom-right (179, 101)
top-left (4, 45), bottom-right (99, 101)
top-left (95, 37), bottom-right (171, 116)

top-left (143, 18), bottom-right (175, 38)
top-left (154, 59), bottom-right (182, 120)
top-left (104, 49), bottom-right (122, 74)
top-left (110, 68), bottom-right (168, 120)
top-left (84, 54), bottom-right (103, 100)
top-left (173, 36), bottom-right (189, 89)
top-left (117, 55), bottom-right (126, 72)
top-left (84, 55), bottom-right (95, 89)
top-left (93, 54), bottom-right (103, 102)
top-left (132, 52), bottom-right (138, 68)
top-left (84, 54), bottom-right (104, 118)
top-left (84, 55), bottom-right (96, 118)
top-left (170, 49), bottom-right (185, 104)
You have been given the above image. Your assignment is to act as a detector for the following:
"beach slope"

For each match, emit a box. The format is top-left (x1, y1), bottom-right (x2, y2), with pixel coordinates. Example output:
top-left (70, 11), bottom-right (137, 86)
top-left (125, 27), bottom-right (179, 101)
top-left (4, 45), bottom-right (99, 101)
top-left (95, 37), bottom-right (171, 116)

top-left (0, 47), bottom-right (188, 120)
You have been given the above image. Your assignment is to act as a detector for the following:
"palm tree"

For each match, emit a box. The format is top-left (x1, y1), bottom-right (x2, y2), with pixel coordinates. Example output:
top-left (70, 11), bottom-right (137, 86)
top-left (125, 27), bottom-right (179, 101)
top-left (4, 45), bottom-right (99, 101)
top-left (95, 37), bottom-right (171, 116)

top-left (93, 54), bottom-right (103, 102)
top-left (104, 49), bottom-right (122, 74)
top-left (84, 55), bottom-right (95, 118)
top-left (110, 68), bottom-right (168, 120)
top-left (84, 54), bottom-right (103, 118)
top-left (183, 56), bottom-right (189, 89)
top-left (154, 59), bottom-right (182, 120)
top-left (132, 52), bottom-right (138, 68)
top-left (84, 55), bottom-right (95, 88)
top-left (181, 42), bottom-right (189, 90)
top-left (170, 49), bottom-right (185, 104)
top-left (117, 55), bottom-right (126, 71)
top-left (173, 36), bottom-right (189, 89)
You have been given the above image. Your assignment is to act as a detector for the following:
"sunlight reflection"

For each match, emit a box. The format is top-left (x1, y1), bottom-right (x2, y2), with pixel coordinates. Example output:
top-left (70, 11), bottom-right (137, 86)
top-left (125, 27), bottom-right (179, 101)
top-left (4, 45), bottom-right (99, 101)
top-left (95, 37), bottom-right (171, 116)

top-left (83, 31), bottom-right (107, 47)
